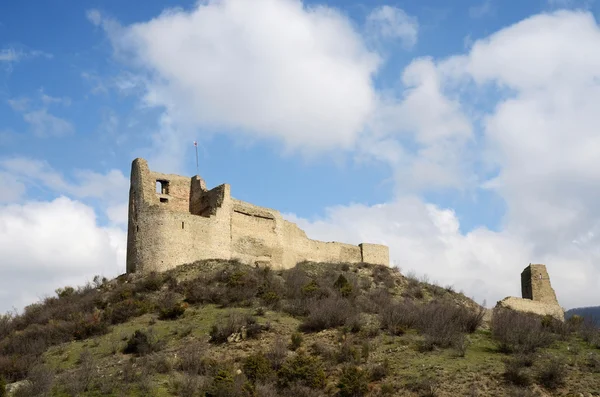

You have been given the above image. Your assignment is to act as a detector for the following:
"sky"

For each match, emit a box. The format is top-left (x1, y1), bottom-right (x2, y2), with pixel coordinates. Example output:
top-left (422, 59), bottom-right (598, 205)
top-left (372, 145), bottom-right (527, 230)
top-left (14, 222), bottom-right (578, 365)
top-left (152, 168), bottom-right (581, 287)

top-left (1, 0), bottom-right (600, 313)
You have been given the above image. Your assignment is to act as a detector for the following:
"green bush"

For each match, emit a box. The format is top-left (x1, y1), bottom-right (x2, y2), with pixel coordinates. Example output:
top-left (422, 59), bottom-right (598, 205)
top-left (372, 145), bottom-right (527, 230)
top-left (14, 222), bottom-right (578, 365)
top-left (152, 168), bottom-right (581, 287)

top-left (290, 332), bottom-right (303, 351)
top-left (106, 298), bottom-right (153, 324)
top-left (277, 353), bottom-right (326, 389)
top-left (243, 353), bottom-right (273, 383)
top-left (337, 365), bottom-right (369, 397)
top-left (136, 272), bottom-right (164, 292)
top-left (334, 275), bottom-right (353, 298)
top-left (123, 330), bottom-right (162, 356)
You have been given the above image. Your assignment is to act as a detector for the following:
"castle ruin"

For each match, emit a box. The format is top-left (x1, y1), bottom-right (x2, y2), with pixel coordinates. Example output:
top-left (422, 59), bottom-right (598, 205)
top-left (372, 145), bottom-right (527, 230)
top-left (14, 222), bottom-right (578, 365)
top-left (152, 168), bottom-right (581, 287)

top-left (497, 264), bottom-right (564, 321)
top-left (126, 158), bottom-right (389, 274)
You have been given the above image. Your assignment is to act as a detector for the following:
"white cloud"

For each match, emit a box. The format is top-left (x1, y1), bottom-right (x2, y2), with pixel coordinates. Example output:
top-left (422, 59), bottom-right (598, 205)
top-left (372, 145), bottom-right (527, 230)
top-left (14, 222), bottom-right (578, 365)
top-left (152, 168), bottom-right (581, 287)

top-left (366, 5), bottom-right (419, 48)
top-left (0, 197), bottom-right (125, 313)
top-left (0, 172), bottom-right (26, 203)
top-left (285, 198), bottom-right (598, 310)
top-left (22, 109), bottom-right (74, 137)
top-left (91, 0), bottom-right (465, 191)
top-left (86, 9), bottom-right (103, 26)
top-left (8, 91), bottom-right (73, 137)
top-left (469, 0), bottom-right (494, 19)
top-left (0, 157), bottom-right (129, 221)
top-left (0, 48), bottom-right (19, 62)
top-left (90, 0), bottom-right (391, 170)
top-left (0, 47), bottom-right (52, 64)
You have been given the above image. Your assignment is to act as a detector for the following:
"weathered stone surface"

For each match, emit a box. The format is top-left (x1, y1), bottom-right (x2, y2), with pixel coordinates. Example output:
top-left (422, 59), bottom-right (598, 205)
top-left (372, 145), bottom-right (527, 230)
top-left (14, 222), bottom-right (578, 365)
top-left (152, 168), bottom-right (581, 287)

top-left (496, 263), bottom-right (564, 321)
top-left (497, 296), bottom-right (564, 321)
top-left (521, 264), bottom-right (559, 305)
top-left (126, 158), bottom-right (389, 274)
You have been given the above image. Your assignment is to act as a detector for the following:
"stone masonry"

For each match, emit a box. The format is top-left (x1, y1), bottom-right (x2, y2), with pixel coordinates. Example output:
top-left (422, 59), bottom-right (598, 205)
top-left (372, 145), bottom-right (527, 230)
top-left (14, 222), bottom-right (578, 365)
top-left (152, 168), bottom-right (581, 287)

top-left (126, 158), bottom-right (389, 274)
top-left (497, 264), bottom-right (564, 321)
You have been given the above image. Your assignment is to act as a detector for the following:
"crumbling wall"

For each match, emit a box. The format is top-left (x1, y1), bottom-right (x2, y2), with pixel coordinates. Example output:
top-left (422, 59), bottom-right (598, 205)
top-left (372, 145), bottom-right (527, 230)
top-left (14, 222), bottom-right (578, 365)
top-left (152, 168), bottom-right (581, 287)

top-left (495, 264), bottom-right (564, 321)
top-left (521, 264), bottom-right (559, 305)
top-left (126, 158), bottom-right (390, 274)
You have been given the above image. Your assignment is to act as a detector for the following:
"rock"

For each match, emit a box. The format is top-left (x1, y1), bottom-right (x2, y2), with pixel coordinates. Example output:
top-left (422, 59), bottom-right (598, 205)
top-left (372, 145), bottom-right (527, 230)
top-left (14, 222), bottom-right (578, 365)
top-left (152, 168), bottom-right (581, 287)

top-left (6, 380), bottom-right (31, 395)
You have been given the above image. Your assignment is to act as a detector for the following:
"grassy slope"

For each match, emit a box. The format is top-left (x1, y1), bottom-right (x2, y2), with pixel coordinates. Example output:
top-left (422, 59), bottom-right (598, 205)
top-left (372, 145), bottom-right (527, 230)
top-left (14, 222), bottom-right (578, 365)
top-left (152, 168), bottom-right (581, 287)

top-left (2, 260), bottom-right (600, 397)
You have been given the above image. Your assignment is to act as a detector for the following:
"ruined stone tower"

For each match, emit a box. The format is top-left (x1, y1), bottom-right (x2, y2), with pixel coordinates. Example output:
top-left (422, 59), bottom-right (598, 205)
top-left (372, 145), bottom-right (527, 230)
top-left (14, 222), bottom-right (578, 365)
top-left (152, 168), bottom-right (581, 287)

top-left (497, 263), bottom-right (563, 321)
top-left (126, 158), bottom-right (389, 274)
top-left (521, 264), bottom-right (559, 305)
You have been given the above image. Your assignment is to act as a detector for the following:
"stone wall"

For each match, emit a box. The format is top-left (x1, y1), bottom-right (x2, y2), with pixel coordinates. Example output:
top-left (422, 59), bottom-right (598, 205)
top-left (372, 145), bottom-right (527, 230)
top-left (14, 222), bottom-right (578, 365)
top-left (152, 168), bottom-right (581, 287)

top-left (495, 263), bottom-right (564, 321)
top-left (126, 158), bottom-right (390, 274)
top-left (521, 264), bottom-right (559, 305)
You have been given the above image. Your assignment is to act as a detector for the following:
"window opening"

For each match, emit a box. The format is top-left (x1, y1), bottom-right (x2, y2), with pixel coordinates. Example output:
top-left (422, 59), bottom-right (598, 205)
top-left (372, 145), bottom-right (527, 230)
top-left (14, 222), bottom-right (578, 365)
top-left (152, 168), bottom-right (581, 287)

top-left (160, 197), bottom-right (168, 203)
top-left (182, 221), bottom-right (185, 229)
top-left (156, 180), bottom-right (169, 195)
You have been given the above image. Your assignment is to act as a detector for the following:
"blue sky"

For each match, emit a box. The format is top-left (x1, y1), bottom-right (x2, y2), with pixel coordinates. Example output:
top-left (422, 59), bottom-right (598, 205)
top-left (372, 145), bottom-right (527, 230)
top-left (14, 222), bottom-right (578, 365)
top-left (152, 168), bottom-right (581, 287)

top-left (1, 0), bottom-right (600, 312)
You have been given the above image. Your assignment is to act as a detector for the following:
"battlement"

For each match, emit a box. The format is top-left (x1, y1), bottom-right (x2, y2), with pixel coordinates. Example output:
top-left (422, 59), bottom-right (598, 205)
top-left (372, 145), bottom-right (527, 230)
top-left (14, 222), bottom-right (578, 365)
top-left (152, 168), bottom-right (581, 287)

top-left (126, 158), bottom-right (390, 274)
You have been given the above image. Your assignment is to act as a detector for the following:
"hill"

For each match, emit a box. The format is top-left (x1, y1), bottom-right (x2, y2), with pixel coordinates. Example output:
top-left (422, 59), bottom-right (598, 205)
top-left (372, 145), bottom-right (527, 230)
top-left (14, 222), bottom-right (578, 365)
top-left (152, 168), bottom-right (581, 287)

top-left (566, 307), bottom-right (600, 325)
top-left (0, 260), bottom-right (599, 397)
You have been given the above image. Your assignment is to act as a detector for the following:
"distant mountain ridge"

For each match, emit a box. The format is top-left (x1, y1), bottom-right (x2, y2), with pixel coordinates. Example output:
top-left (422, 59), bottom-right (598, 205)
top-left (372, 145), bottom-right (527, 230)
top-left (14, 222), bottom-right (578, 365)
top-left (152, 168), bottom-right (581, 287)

top-left (566, 306), bottom-right (600, 324)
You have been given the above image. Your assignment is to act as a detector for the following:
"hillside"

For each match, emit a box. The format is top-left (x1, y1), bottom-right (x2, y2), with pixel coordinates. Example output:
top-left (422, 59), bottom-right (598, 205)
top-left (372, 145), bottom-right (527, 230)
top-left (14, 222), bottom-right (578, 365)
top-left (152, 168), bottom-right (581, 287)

top-left (566, 307), bottom-right (600, 325)
top-left (0, 260), bottom-right (599, 397)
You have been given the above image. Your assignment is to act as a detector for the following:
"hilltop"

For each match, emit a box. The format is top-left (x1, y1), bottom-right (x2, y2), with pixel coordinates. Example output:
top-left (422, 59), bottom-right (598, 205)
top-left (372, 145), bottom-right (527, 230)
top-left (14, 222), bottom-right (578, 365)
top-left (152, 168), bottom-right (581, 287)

top-left (0, 260), bottom-right (599, 397)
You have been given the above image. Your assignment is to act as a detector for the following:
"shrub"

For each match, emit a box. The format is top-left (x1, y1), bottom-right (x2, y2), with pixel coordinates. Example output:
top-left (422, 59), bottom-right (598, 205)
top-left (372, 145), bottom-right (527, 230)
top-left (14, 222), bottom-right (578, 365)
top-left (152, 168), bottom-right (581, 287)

top-left (359, 289), bottom-right (392, 314)
top-left (333, 275), bottom-right (353, 298)
top-left (72, 311), bottom-right (109, 340)
top-left (416, 301), bottom-right (484, 350)
top-left (178, 345), bottom-right (217, 377)
top-left (337, 341), bottom-right (361, 365)
top-left (157, 293), bottom-right (186, 320)
top-left (536, 359), bottom-right (566, 390)
top-left (337, 365), bottom-right (369, 397)
top-left (586, 354), bottom-right (600, 373)
top-left (406, 376), bottom-right (439, 397)
top-left (106, 298), bottom-right (153, 324)
top-left (123, 329), bottom-right (163, 356)
top-left (579, 318), bottom-right (600, 347)
top-left (206, 369), bottom-right (252, 397)
top-left (0, 376), bottom-right (5, 397)
top-left (290, 332), bottom-right (303, 351)
top-left (369, 359), bottom-right (389, 382)
top-left (491, 309), bottom-right (554, 353)
top-left (299, 297), bottom-right (358, 333)
top-left (380, 300), bottom-right (418, 335)
top-left (266, 337), bottom-right (288, 370)
top-left (15, 364), bottom-right (54, 397)
top-left (136, 271), bottom-right (164, 292)
top-left (503, 356), bottom-right (532, 386)
top-left (171, 373), bottom-right (206, 397)
top-left (372, 265), bottom-right (394, 288)
top-left (243, 353), bottom-right (273, 383)
top-left (209, 312), bottom-right (264, 344)
top-left (277, 353), bottom-right (326, 389)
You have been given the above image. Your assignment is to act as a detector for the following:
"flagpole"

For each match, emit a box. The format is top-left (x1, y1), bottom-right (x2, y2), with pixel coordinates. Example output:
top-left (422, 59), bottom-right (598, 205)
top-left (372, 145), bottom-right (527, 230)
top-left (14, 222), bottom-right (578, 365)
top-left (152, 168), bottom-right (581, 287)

top-left (194, 141), bottom-right (199, 176)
